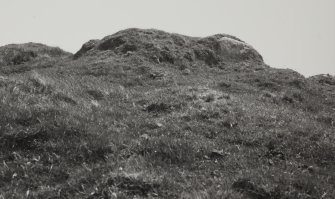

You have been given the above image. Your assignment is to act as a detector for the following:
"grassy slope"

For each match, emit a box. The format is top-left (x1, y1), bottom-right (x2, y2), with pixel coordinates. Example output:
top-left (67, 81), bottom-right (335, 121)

top-left (0, 29), bottom-right (334, 199)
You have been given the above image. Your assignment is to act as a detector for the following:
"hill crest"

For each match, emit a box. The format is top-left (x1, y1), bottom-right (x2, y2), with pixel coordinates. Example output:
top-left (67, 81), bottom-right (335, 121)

top-left (74, 28), bottom-right (264, 69)
top-left (0, 42), bottom-right (71, 66)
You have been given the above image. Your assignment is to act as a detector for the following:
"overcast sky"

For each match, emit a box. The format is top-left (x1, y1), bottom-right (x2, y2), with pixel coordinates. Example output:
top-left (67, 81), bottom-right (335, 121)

top-left (0, 0), bottom-right (334, 77)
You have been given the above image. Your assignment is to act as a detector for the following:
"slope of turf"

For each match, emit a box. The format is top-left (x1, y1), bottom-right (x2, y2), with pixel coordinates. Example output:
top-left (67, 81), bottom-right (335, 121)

top-left (0, 28), bottom-right (334, 199)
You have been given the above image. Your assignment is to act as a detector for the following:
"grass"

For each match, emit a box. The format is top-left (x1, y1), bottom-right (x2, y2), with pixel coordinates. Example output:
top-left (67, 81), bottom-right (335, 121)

top-left (0, 29), bottom-right (335, 198)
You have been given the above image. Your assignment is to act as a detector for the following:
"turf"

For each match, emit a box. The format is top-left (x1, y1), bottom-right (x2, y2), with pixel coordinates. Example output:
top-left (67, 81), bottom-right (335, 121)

top-left (0, 28), bottom-right (334, 199)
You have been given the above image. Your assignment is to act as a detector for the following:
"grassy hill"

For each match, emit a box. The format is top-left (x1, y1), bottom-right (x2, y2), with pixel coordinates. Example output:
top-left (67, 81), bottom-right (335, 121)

top-left (0, 28), bottom-right (334, 199)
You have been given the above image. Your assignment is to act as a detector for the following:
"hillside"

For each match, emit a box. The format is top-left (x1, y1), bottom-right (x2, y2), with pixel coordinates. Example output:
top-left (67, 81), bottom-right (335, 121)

top-left (0, 43), bottom-right (71, 74)
top-left (0, 28), bottom-right (334, 199)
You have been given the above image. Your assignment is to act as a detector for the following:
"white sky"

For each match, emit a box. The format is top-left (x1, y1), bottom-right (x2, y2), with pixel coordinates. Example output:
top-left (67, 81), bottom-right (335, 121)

top-left (0, 0), bottom-right (334, 77)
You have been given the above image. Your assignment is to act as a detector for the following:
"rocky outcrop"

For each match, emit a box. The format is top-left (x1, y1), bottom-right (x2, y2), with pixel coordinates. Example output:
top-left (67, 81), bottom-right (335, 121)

top-left (73, 40), bottom-right (99, 59)
top-left (74, 28), bottom-right (264, 68)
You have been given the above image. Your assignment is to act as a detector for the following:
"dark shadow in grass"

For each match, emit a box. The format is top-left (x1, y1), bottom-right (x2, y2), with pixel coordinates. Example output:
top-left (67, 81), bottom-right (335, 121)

top-left (30, 165), bottom-right (70, 184)
top-left (14, 116), bottom-right (40, 127)
top-left (1, 130), bottom-right (48, 151)
top-left (256, 79), bottom-right (280, 91)
top-left (0, 122), bottom-right (112, 164)
top-left (86, 90), bottom-right (105, 101)
top-left (107, 176), bottom-right (160, 197)
top-left (53, 93), bottom-right (77, 105)
top-left (232, 178), bottom-right (271, 199)
top-left (137, 137), bottom-right (202, 166)
top-left (145, 102), bottom-right (171, 113)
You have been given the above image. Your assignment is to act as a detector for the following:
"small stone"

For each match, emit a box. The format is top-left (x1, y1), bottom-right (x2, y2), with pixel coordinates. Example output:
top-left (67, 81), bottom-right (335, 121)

top-left (140, 134), bottom-right (150, 140)
top-left (182, 69), bottom-right (191, 75)
top-left (210, 170), bottom-right (221, 177)
top-left (307, 166), bottom-right (315, 173)
top-left (111, 192), bottom-right (117, 198)
top-left (210, 149), bottom-right (226, 159)
top-left (155, 122), bottom-right (163, 128)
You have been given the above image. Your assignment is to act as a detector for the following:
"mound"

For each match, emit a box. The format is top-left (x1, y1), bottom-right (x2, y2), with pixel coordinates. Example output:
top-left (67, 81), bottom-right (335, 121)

top-left (74, 28), bottom-right (264, 68)
top-left (0, 42), bottom-right (71, 66)
top-left (1, 28), bottom-right (334, 198)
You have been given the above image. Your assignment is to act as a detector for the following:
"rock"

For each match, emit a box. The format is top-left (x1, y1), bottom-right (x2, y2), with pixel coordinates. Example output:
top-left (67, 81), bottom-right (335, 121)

top-left (210, 149), bottom-right (226, 159)
top-left (73, 28), bottom-right (265, 69)
top-left (140, 134), bottom-right (150, 140)
top-left (155, 122), bottom-right (163, 128)
top-left (73, 39), bottom-right (99, 59)
top-left (218, 37), bottom-right (263, 62)
top-left (182, 68), bottom-right (191, 75)
top-left (149, 70), bottom-right (165, 79)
